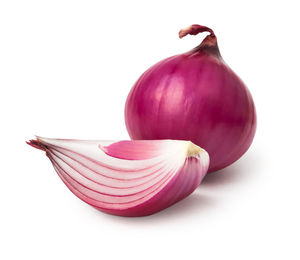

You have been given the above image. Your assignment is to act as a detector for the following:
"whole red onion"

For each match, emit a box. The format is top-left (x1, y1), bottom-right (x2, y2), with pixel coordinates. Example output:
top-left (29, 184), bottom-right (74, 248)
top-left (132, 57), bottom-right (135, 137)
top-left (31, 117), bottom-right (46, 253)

top-left (125, 24), bottom-right (256, 172)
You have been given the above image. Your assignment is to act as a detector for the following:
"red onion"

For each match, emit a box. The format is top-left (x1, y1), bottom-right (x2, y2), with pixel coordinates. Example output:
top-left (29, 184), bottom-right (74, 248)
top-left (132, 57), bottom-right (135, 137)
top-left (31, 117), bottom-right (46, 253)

top-left (27, 137), bottom-right (209, 217)
top-left (125, 24), bottom-right (256, 172)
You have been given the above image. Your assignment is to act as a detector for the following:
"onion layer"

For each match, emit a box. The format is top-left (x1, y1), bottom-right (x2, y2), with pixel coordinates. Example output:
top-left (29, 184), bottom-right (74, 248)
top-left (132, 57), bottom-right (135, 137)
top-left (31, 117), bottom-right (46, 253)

top-left (27, 137), bottom-right (209, 217)
top-left (125, 24), bottom-right (256, 172)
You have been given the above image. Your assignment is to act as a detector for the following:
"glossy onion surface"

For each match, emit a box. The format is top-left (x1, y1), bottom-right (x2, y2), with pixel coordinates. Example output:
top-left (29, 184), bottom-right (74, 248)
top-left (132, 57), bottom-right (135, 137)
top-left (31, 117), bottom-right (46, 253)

top-left (125, 24), bottom-right (256, 172)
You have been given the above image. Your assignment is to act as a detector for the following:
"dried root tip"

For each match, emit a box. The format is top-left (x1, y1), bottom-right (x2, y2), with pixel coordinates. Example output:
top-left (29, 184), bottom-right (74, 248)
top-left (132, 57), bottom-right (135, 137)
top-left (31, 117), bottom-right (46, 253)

top-left (186, 141), bottom-right (202, 157)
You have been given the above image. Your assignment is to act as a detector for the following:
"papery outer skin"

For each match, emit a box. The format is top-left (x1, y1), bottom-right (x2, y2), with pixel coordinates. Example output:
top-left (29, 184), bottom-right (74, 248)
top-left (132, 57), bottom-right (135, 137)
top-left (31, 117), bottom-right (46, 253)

top-left (125, 26), bottom-right (256, 172)
top-left (28, 137), bottom-right (209, 217)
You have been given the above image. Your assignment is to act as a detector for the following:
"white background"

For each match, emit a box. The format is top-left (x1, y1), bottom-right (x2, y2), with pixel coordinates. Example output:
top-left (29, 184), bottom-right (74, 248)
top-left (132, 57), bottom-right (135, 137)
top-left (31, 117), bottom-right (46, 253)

top-left (1, 0), bottom-right (299, 259)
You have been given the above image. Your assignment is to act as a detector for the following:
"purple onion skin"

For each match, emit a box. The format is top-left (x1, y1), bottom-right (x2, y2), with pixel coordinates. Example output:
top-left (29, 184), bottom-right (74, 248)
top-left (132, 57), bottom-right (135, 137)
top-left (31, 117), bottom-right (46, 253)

top-left (125, 25), bottom-right (256, 172)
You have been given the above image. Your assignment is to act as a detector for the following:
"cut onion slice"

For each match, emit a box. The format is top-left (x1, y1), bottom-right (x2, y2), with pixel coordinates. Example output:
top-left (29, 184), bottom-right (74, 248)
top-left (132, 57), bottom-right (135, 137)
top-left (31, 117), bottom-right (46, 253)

top-left (27, 137), bottom-right (209, 217)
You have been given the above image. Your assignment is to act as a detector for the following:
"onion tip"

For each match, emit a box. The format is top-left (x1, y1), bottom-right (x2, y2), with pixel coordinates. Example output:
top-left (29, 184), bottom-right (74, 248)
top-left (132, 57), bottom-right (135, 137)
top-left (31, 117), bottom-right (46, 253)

top-left (186, 141), bottom-right (202, 157)
top-left (26, 139), bottom-right (46, 151)
top-left (178, 24), bottom-right (215, 39)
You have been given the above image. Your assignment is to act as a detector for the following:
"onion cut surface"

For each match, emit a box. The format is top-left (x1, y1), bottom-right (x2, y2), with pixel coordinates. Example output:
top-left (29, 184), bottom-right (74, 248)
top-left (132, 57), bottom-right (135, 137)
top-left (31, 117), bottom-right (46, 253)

top-left (27, 137), bottom-right (209, 217)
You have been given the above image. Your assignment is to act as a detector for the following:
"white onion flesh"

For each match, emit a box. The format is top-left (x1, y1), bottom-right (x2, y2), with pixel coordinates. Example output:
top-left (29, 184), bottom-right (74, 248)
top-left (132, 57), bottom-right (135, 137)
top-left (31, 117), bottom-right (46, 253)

top-left (28, 137), bottom-right (209, 217)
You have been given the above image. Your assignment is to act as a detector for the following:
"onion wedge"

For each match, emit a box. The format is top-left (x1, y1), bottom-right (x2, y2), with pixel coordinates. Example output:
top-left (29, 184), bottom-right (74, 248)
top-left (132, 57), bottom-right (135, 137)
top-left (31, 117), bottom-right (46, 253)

top-left (27, 137), bottom-right (209, 217)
